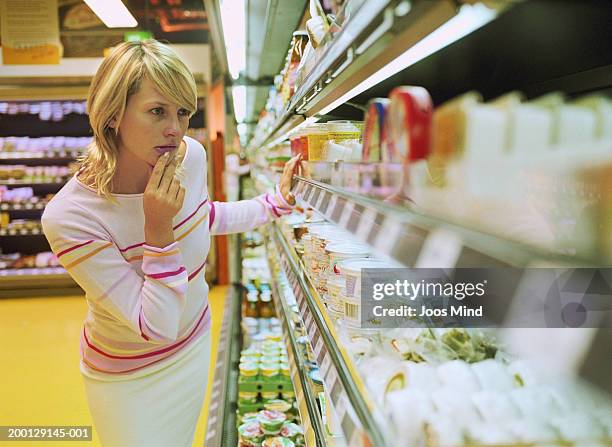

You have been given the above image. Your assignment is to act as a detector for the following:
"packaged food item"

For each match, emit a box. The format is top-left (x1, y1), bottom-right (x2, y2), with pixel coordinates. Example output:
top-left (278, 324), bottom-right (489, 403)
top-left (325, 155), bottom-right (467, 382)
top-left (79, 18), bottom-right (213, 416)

top-left (429, 91), bottom-right (482, 186)
top-left (303, 123), bottom-right (329, 161)
top-left (532, 92), bottom-right (597, 145)
top-left (325, 242), bottom-right (370, 276)
top-left (326, 120), bottom-right (363, 161)
top-left (240, 363), bottom-right (260, 381)
top-left (280, 421), bottom-right (304, 445)
top-left (490, 91), bottom-right (553, 153)
top-left (260, 364), bottom-right (280, 381)
top-left (385, 87), bottom-right (433, 163)
top-left (362, 98), bottom-right (390, 161)
top-left (239, 391), bottom-right (259, 404)
top-left (281, 32), bottom-right (309, 104)
top-left (463, 104), bottom-right (508, 159)
top-left (281, 390), bottom-right (296, 401)
top-left (471, 359), bottom-right (515, 391)
top-left (262, 437), bottom-right (295, 447)
top-left (264, 399), bottom-right (292, 413)
top-left (327, 120), bottom-right (362, 143)
top-left (336, 258), bottom-right (396, 298)
top-left (238, 420), bottom-right (265, 445)
top-left (258, 294), bottom-right (275, 318)
top-left (574, 94), bottom-right (612, 139)
top-left (307, 368), bottom-right (324, 395)
top-left (436, 360), bottom-right (481, 393)
top-left (262, 391), bottom-right (280, 401)
top-left (257, 410), bottom-right (287, 435)
top-left (279, 363), bottom-right (290, 378)
top-left (290, 129), bottom-right (308, 160)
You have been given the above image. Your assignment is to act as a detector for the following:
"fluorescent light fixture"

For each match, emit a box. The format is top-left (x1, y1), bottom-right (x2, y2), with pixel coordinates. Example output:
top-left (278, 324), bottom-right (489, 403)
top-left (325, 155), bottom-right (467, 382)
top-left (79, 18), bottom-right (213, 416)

top-left (318, 4), bottom-right (496, 115)
top-left (84, 0), bottom-right (137, 28)
top-left (232, 86), bottom-right (247, 124)
top-left (220, 0), bottom-right (246, 80)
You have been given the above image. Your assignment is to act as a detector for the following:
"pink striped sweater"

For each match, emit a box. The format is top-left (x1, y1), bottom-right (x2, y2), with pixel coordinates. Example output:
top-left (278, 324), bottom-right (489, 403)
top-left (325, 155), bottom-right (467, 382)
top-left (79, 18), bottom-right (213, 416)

top-left (41, 136), bottom-right (292, 375)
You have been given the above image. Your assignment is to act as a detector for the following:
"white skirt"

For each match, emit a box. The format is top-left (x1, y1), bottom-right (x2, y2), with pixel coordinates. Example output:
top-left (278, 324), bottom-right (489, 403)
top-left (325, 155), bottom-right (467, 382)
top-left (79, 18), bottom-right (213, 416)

top-left (81, 331), bottom-right (211, 447)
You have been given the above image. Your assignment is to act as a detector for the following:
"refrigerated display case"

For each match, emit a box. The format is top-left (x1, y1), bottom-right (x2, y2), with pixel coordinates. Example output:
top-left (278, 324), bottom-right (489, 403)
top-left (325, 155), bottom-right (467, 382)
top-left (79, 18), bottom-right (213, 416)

top-left (221, 1), bottom-right (612, 446)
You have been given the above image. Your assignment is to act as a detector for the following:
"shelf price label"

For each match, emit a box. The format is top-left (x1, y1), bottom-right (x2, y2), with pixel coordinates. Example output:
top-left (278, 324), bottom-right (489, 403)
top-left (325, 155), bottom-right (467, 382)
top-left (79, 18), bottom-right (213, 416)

top-left (339, 201), bottom-right (356, 229)
top-left (320, 354), bottom-right (331, 377)
top-left (319, 192), bottom-right (332, 214)
top-left (415, 228), bottom-right (463, 268)
top-left (374, 216), bottom-right (403, 255)
top-left (326, 195), bottom-right (338, 219)
top-left (356, 208), bottom-right (377, 241)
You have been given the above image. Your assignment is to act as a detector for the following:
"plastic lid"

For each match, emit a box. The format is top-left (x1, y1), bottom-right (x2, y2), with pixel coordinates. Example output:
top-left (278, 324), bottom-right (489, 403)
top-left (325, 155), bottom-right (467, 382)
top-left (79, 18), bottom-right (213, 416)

top-left (337, 257), bottom-right (394, 274)
top-left (327, 120), bottom-right (362, 132)
top-left (303, 123), bottom-right (328, 134)
top-left (325, 242), bottom-right (370, 256)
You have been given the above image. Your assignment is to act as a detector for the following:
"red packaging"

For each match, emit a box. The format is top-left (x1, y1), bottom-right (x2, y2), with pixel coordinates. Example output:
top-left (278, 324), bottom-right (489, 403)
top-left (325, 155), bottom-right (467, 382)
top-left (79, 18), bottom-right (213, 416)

top-left (385, 86), bottom-right (433, 163)
top-left (290, 132), bottom-right (308, 160)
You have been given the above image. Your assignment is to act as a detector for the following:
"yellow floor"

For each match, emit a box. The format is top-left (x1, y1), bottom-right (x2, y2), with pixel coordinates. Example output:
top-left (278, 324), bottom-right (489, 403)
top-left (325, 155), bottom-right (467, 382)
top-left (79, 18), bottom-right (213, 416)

top-left (0, 286), bottom-right (228, 446)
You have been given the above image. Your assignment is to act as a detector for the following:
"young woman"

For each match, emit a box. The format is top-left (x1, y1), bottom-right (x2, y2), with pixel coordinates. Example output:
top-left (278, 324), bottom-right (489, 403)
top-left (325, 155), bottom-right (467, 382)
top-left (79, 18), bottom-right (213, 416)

top-left (42, 40), bottom-right (301, 447)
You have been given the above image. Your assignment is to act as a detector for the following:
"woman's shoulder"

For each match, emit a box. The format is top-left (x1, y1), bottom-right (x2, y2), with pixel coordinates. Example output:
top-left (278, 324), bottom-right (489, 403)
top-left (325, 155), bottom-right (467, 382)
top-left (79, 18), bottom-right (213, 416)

top-left (41, 178), bottom-right (107, 236)
top-left (183, 135), bottom-right (207, 164)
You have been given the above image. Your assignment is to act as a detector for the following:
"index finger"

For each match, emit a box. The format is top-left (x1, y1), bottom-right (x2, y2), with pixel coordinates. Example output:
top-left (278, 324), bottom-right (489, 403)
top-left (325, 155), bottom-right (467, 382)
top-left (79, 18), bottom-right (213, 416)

top-left (285, 154), bottom-right (301, 172)
top-left (147, 153), bottom-right (169, 190)
top-left (174, 141), bottom-right (187, 165)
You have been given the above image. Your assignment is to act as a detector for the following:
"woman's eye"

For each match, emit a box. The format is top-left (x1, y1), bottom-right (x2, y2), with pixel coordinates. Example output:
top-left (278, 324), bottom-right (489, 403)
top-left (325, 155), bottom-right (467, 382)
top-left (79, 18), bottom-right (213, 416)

top-left (178, 108), bottom-right (190, 117)
top-left (151, 107), bottom-right (164, 115)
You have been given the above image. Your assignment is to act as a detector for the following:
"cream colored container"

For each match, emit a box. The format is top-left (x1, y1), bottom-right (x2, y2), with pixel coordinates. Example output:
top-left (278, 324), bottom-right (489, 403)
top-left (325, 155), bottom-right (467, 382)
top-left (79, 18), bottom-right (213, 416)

top-left (339, 290), bottom-right (362, 327)
top-left (326, 275), bottom-right (345, 316)
top-left (337, 258), bottom-right (396, 299)
top-left (325, 242), bottom-right (371, 277)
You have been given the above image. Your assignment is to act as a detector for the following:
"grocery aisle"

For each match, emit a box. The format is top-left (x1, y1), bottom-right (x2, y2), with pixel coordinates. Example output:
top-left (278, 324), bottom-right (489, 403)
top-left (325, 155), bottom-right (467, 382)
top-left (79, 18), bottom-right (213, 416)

top-left (0, 286), bottom-right (228, 447)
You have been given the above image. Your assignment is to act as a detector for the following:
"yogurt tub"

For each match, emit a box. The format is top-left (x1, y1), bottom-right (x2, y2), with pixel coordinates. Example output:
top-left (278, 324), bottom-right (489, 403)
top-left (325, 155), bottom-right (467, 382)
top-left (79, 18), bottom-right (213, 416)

top-left (325, 242), bottom-right (371, 276)
top-left (326, 275), bottom-right (345, 315)
top-left (339, 290), bottom-right (362, 327)
top-left (337, 258), bottom-right (397, 299)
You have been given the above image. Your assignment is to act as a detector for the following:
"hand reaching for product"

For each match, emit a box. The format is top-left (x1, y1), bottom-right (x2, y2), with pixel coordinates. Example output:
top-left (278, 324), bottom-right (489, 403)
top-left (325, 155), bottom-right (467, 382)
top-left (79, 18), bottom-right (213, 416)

top-left (143, 144), bottom-right (187, 248)
top-left (279, 154), bottom-right (303, 206)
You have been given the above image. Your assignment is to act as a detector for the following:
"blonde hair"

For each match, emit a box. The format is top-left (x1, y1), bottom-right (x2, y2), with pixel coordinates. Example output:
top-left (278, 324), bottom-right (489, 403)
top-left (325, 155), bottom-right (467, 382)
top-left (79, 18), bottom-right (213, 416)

top-left (80, 39), bottom-right (197, 200)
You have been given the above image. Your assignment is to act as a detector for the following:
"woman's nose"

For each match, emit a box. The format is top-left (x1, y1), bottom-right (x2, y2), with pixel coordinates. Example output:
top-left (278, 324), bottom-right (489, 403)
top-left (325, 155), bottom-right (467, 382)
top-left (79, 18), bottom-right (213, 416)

top-left (163, 117), bottom-right (180, 137)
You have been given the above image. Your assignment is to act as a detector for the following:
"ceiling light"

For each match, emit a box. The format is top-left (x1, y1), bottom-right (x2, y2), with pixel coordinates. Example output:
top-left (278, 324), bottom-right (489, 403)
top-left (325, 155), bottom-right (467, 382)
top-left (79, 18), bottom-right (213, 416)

top-left (220, 0), bottom-right (246, 80)
top-left (84, 0), bottom-right (138, 28)
top-left (232, 86), bottom-right (247, 124)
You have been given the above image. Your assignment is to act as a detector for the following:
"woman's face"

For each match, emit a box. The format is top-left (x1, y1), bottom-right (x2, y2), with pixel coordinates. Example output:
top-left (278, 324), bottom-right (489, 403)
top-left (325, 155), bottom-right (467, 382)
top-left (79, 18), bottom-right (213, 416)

top-left (116, 77), bottom-right (191, 170)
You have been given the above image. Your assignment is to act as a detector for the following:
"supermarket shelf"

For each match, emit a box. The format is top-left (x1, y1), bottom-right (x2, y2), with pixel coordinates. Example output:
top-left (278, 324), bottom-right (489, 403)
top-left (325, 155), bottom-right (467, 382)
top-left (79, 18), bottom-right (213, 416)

top-left (0, 267), bottom-right (80, 298)
top-left (0, 151), bottom-right (83, 161)
top-left (0, 179), bottom-right (67, 186)
top-left (0, 202), bottom-right (48, 211)
top-left (291, 175), bottom-right (596, 269)
top-left (251, 0), bottom-right (612, 151)
top-left (0, 226), bottom-right (43, 236)
top-left (250, 0), bottom-right (458, 149)
top-left (205, 285), bottom-right (241, 447)
top-left (0, 151), bottom-right (84, 166)
top-left (270, 223), bottom-right (393, 447)
top-left (267, 239), bottom-right (325, 447)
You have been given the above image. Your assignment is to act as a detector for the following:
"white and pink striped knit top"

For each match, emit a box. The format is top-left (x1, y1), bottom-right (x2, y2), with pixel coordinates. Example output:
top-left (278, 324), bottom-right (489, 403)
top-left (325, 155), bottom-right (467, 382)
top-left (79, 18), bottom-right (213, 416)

top-left (42, 136), bottom-right (292, 375)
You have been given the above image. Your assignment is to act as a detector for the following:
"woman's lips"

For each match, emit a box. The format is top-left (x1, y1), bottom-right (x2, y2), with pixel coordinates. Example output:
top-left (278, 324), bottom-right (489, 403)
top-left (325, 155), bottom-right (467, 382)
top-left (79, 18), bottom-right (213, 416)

top-left (155, 145), bottom-right (177, 156)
